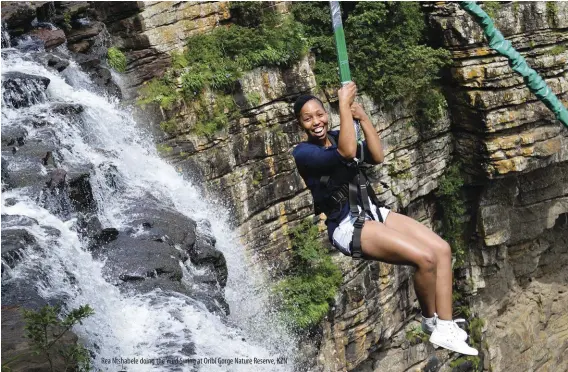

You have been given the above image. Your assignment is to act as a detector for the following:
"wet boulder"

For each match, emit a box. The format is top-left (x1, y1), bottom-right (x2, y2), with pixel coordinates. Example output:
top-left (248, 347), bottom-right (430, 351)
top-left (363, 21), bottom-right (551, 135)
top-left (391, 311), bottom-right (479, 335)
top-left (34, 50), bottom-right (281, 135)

top-left (0, 2), bottom-right (36, 37)
top-left (123, 194), bottom-right (197, 249)
top-left (50, 102), bottom-right (84, 116)
top-left (189, 233), bottom-right (228, 288)
top-left (95, 231), bottom-right (187, 292)
top-left (1, 72), bottom-right (50, 109)
top-left (1, 282), bottom-right (48, 311)
top-left (28, 29), bottom-right (66, 49)
top-left (68, 173), bottom-right (96, 212)
top-left (1, 125), bottom-right (28, 147)
top-left (45, 53), bottom-right (70, 72)
top-left (1, 227), bottom-right (38, 273)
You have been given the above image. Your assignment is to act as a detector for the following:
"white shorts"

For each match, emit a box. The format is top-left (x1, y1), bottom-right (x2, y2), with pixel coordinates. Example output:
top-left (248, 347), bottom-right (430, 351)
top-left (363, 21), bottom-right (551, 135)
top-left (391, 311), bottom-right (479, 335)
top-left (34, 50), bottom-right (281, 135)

top-left (332, 199), bottom-right (390, 256)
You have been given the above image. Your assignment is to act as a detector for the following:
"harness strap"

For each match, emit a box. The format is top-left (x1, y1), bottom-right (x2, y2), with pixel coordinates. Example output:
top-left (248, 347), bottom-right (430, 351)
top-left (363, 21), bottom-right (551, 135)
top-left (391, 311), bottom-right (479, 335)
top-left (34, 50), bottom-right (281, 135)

top-left (317, 134), bottom-right (388, 260)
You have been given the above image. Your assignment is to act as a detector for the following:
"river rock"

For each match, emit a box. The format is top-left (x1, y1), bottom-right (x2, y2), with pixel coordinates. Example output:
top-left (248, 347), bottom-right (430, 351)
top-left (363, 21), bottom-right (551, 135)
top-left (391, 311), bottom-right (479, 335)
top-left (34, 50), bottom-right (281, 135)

top-left (0, 2), bottom-right (37, 36)
top-left (1, 228), bottom-right (38, 273)
top-left (28, 29), bottom-right (66, 49)
top-left (1, 72), bottom-right (50, 109)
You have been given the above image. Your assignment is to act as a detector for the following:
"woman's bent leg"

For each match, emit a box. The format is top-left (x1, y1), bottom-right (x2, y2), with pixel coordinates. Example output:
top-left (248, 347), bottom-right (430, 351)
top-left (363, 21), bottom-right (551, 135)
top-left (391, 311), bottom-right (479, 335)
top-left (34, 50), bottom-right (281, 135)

top-left (384, 212), bottom-right (453, 320)
top-left (360, 220), bottom-right (438, 318)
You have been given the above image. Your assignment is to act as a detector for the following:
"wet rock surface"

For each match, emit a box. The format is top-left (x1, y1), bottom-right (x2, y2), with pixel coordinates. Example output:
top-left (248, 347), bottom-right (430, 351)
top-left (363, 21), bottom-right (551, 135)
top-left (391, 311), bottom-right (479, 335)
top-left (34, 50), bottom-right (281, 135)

top-left (1, 72), bottom-right (50, 109)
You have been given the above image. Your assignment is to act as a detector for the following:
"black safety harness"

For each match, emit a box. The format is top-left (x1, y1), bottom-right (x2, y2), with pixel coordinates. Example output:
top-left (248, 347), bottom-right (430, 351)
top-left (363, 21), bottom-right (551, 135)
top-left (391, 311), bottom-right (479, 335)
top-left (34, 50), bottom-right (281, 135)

top-left (316, 135), bottom-right (387, 259)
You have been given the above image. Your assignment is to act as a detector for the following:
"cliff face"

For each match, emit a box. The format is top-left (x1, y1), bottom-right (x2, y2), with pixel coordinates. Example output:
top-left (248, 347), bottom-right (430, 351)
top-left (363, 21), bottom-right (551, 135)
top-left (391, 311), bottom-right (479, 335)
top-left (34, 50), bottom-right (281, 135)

top-left (428, 2), bottom-right (568, 371)
top-left (97, 1), bottom-right (568, 371)
top-left (5, 1), bottom-right (564, 371)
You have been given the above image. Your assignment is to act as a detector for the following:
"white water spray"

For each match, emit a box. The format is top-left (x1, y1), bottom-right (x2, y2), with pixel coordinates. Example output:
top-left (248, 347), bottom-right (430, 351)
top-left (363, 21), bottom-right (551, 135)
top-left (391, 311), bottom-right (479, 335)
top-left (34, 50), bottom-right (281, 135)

top-left (1, 46), bottom-right (296, 371)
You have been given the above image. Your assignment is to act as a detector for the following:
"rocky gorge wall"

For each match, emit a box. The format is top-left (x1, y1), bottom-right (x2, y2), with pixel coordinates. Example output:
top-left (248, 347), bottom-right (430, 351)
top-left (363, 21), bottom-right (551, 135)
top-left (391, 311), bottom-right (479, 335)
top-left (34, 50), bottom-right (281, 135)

top-left (428, 2), bottom-right (568, 371)
top-left (2, 1), bottom-right (567, 371)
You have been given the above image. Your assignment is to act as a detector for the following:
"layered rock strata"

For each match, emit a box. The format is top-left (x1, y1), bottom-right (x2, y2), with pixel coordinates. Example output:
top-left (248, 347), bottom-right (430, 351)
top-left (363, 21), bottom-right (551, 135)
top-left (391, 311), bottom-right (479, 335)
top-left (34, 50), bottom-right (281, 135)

top-left (427, 2), bottom-right (568, 372)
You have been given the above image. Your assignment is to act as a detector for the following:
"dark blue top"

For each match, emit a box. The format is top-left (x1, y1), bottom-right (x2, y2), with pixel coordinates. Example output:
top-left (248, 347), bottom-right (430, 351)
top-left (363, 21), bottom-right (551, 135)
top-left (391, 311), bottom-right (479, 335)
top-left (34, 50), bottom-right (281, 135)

top-left (292, 130), bottom-right (375, 242)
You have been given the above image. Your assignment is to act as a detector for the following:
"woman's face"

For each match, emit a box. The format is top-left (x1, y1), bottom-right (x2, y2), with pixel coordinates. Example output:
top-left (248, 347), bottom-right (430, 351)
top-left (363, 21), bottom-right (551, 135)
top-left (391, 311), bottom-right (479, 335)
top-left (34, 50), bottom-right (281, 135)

top-left (298, 99), bottom-right (328, 141)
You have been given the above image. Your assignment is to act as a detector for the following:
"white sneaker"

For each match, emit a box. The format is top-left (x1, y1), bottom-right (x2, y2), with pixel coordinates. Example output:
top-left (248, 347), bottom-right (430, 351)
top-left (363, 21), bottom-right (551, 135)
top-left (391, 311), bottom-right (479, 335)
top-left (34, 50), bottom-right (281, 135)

top-left (452, 318), bottom-right (469, 342)
top-left (429, 319), bottom-right (478, 356)
top-left (422, 314), bottom-right (468, 341)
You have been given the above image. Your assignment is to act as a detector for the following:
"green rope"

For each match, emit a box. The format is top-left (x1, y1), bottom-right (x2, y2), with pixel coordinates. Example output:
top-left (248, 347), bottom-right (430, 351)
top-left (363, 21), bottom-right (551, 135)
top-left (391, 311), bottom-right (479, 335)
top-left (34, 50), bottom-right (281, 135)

top-left (329, 1), bottom-right (363, 143)
top-left (460, 1), bottom-right (568, 128)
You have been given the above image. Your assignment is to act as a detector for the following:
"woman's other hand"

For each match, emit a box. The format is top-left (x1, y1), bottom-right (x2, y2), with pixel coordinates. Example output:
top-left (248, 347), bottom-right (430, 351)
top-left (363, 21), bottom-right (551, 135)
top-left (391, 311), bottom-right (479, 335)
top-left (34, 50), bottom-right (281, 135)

top-left (350, 102), bottom-right (369, 121)
top-left (338, 82), bottom-right (357, 107)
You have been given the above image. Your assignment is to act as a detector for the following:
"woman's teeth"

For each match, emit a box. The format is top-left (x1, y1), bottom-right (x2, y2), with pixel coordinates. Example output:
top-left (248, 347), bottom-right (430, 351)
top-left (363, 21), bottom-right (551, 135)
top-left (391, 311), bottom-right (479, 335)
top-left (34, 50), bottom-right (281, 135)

top-left (314, 128), bottom-right (324, 134)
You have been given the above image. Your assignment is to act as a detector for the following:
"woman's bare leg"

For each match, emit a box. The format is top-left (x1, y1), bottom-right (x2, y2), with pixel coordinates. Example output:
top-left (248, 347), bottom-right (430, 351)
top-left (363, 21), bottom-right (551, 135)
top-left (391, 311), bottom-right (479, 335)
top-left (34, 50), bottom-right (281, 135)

top-left (360, 221), bottom-right (438, 317)
top-left (384, 212), bottom-right (453, 320)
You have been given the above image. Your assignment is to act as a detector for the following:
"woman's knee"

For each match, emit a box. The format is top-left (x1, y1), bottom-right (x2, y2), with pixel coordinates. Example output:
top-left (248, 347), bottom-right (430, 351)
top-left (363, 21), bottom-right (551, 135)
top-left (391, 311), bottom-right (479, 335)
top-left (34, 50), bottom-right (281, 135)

top-left (416, 249), bottom-right (437, 273)
top-left (433, 240), bottom-right (452, 261)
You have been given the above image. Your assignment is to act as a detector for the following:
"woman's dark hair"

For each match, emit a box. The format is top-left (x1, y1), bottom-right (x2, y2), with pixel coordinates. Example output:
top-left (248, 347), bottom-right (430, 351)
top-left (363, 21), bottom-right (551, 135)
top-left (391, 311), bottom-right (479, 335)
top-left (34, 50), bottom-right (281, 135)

top-left (293, 94), bottom-right (324, 119)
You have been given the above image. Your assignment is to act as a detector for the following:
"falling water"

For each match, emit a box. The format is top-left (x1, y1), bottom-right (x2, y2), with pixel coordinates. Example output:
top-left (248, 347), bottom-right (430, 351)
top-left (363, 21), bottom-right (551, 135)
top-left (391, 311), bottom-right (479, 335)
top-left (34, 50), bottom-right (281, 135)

top-left (1, 43), bottom-right (297, 371)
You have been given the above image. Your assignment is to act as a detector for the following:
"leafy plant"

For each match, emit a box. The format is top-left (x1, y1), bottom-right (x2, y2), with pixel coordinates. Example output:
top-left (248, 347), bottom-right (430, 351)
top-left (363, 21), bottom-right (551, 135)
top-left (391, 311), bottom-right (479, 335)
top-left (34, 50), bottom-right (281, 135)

top-left (405, 325), bottom-right (429, 344)
top-left (137, 3), bottom-right (308, 137)
top-left (107, 47), bottom-right (127, 73)
top-left (160, 118), bottom-right (178, 135)
top-left (416, 88), bottom-right (448, 127)
top-left (449, 356), bottom-right (481, 370)
top-left (137, 77), bottom-right (178, 110)
top-left (3, 305), bottom-right (95, 372)
top-left (546, 2), bottom-right (558, 27)
top-left (290, 1), bottom-right (451, 132)
top-left (483, 2), bottom-right (502, 19)
top-left (252, 170), bottom-right (263, 186)
top-left (246, 92), bottom-right (262, 108)
top-left (273, 219), bottom-right (343, 330)
top-left (156, 143), bottom-right (173, 153)
top-left (192, 93), bottom-right (241, 137)
top-left (468, 317), bottom-right (485, 347)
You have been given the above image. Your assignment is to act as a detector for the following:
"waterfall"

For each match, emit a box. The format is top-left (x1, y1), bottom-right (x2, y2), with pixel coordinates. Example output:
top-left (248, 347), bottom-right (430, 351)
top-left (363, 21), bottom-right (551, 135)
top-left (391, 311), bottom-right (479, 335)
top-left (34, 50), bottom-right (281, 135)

top-left (1, 43), bottom-right (297, 371)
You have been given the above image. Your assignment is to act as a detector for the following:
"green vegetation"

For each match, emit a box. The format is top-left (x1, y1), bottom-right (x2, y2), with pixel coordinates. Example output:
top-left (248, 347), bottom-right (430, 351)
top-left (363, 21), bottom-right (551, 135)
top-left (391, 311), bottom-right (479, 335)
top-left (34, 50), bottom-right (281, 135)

top-left (137, 77), bottom-right (178, 110)
top-left (252, 170), bottom-right (263, 186)
top-left (405, 325), bottom-right (429, 344)
top-left (140, 2), bottom-right (453, 134)
top-left (137, 1), bottom-right (307, 137)
top-left (449, 355), bottom-right (481, 371)
top-left (416, 88), bottom-right (447, 127)
top-left (107, 47), bottom-right (127, 73)
top-left (62, 12), bottom-right (72, 31)
top-left (273, 219), bottom-right (343, 330)
top-left (290, 2), bottom-right (451, 111)
top-left (1, 305), bottom-right (94, 372)
top-left (549, 45), bottom-right (566, 56)
top-left (546, 2), bottom-right (558, 27)
top-left (388, 158), bottom-right (412, 181)
top-left (469, 317), bottom-right (485, 347)
top-left (160, 118), bottom-right (178, 135)
top-left (453, 304), bottom-right (473, 319)
top-left (435, 162), bottom-right (467, 267)
top-left (483, 2), bottom-right (502, 19)
top-left (246, 92), bottom-right (262, 108)
top-left (512, 2), bottom-right (520, 15)
top-left (193, 93), bottom-right (241, 137)
top-left (156, 143), bottom-right (173, 154)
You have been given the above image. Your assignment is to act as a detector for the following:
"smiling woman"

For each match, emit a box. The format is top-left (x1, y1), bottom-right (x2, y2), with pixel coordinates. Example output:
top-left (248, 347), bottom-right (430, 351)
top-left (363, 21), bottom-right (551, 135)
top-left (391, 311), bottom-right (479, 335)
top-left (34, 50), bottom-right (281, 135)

top-left (291, 82), bottom-right (478, 356)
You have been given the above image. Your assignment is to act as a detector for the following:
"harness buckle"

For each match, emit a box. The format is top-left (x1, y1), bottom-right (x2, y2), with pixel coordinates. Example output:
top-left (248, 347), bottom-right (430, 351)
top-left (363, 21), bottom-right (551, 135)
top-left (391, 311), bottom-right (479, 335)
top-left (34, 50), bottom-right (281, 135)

top-left (353, 215), bottom-right (365, 230)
